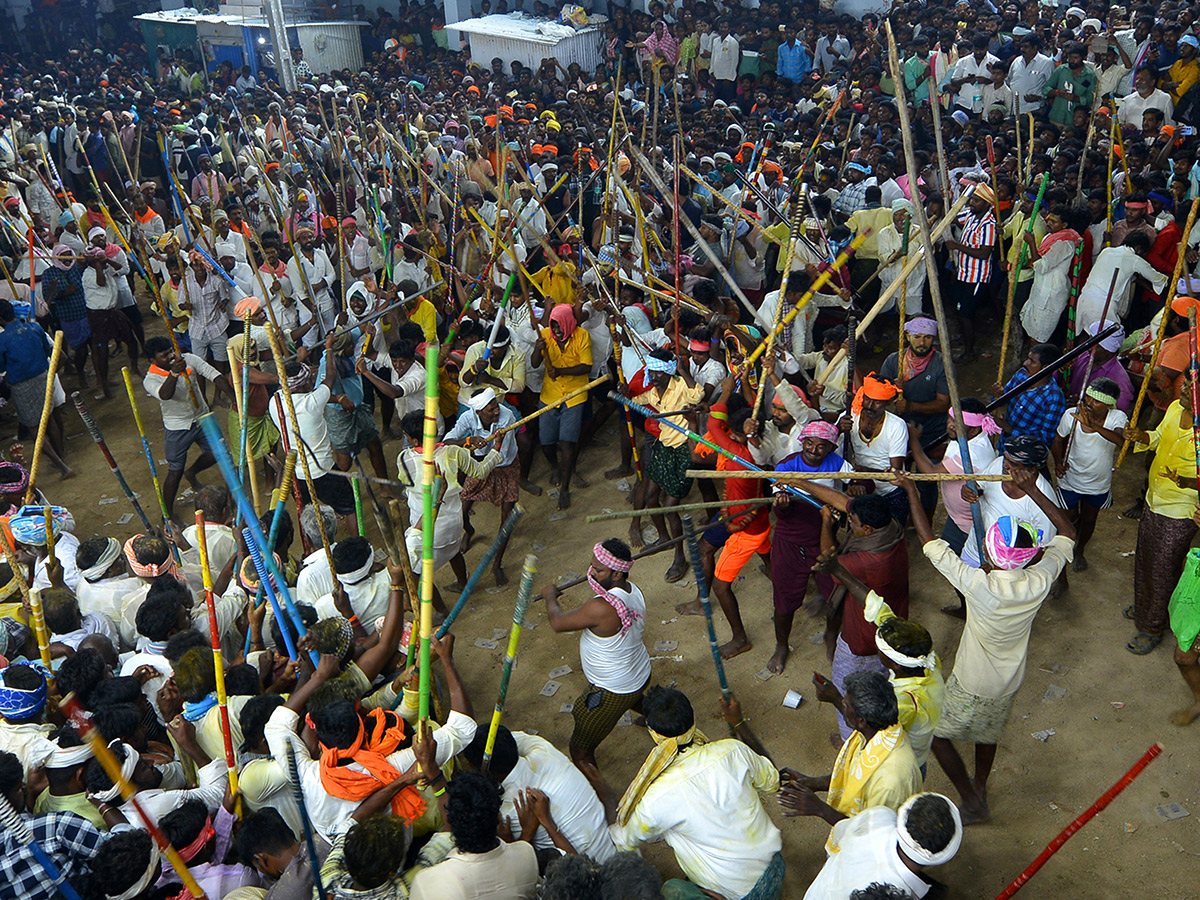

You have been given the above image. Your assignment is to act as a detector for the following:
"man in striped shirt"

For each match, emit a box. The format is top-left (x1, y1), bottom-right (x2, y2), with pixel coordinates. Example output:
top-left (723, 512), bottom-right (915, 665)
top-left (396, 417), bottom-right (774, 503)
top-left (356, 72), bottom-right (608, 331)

top-left (945, 184), bottom-right (997, 364)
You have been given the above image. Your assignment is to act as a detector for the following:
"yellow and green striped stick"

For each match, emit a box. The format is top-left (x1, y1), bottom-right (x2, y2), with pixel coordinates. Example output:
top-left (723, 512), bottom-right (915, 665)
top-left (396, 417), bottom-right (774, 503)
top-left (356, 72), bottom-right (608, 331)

top-left (418, 343), bottom-right (440, 722)
top-left (194, 511), bottom-right (239, 805)
top-left (482, 553), bottom-right (538, 772)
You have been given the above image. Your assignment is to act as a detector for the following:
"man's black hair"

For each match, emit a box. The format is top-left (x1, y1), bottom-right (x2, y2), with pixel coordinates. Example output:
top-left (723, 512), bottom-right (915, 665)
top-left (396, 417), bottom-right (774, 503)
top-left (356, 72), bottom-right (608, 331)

top-left (333, 536), bottom-right (373, 576)
top-left (642, 685), bottom-right (694, 738)
top-left (445, 772), bottom-right (502, 854)
top-left (236, 808), bottom-right (298, 868)
top-left (848, 493), bottom-right (893, 531)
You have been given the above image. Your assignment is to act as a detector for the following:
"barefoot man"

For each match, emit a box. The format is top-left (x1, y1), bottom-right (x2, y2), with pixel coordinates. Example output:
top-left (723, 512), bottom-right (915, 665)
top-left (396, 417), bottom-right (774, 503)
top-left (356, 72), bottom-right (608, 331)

top-left (540, 538), bottom-right (651, 780)
top-left (895, 470), bottom-right (1074, 825)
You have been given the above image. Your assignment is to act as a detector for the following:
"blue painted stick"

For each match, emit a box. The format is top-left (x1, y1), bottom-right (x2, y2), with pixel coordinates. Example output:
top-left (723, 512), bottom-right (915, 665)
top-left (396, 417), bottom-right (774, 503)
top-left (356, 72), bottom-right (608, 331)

top-left (436, 503), bottom-right (524, 638)
top-left (244, 451), bottom-right (297, 657)
top-left (197, 412), bottom-right (316, 664)
top-left (680, 514), bottom-right (732, 703)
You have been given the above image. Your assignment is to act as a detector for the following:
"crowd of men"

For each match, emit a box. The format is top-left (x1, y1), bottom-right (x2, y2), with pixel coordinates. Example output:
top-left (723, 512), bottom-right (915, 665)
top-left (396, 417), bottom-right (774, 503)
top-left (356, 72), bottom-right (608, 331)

top-left (2, 0), bottom-right (1200, 898)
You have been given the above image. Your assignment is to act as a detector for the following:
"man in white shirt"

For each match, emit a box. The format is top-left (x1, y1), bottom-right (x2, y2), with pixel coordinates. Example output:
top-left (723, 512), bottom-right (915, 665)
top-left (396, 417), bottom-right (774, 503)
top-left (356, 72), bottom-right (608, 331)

top-left (461, 725), bottom-right (617, 862)
top-left (804, 794), bottom-right (963, 899)
top-left (269, 345), bottom-right (358, 518)
top-left (142, 336), bottom-right (231, 522)
top-left (285, 226), bottom-right (336, 345)
top-left (1118, 67), bottom-right (1175, 129)
top-left (815, 22), bottom-right (850, 75)
top-left (708, 20), bottom-right (741, 104)
top-left (948, 34), bottom-right (999, 114)
top-left (610, 686), bottom-right (783, 900)
top-left (1007, 34), bottom-right (1055, 115)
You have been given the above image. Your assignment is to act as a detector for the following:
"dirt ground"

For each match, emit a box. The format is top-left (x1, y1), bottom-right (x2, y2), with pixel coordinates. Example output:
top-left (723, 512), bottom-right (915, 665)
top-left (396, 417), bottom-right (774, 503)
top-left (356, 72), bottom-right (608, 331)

top-left (22, 302), bottom-right (1199, 899)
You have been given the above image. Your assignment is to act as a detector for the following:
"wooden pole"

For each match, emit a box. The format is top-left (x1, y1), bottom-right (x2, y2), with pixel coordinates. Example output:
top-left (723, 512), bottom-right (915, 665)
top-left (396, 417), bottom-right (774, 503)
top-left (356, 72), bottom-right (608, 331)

top-left (493, 375), bottom-right (609, 437)
top-left (418, 343), bottom-right (440, 722)
top-left (681, 515), bottom-right (732, 720)
top-left (886, 20), bottom-right (987, 563)
top-left (998, 173), bottom-right (1049, 382)
top-left (1116, 196), bottom-right (1200, 468)
top-left (71, 392), bottom-right (156, 533)
top-left (753, 192), bottom-right (804, 418)
top-left (437, 504), bottom-right (525, 638)
top-left (121, 368), bottom-right (172, 532)
top-left (24, 332), bottom-right (64, 505)
top-left (686, 469), bottom-right (1013, 482)
top-left (0, 530), bottom-right (49, 669)
top-left (587, 496), bottom-right (776, 522)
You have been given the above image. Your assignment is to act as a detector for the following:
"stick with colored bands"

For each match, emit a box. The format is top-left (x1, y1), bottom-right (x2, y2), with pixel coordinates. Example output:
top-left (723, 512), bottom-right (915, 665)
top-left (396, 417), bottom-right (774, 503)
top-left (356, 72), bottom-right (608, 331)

top-left (72, 392), bottom-right (155, 533)
top-left (244, 451), bottom-right (298, 657)
top-left (195, 511), bottom-right (239, 802)
top-left (122, 367), bottom-right (173, 533)
top-left (437, 504), bottom-right (525, 639)
top-left (25, 331), bottom-right (64, 505)
top-left (418, 343), bottom-right (440, 722)
top-left (285, 745), bottom-right (329, 900)
top-left (60, 693), bottom-right (209, 899)
top-left (482, 553), bottom-right (538, 773)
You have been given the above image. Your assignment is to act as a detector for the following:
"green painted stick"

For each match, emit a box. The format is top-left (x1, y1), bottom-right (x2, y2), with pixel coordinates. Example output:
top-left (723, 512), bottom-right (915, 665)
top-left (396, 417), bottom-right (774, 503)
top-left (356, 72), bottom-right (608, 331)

top-left (482, 553), bottom-right (538, 772)
top-left (418, 343), bottom-right (440, 722)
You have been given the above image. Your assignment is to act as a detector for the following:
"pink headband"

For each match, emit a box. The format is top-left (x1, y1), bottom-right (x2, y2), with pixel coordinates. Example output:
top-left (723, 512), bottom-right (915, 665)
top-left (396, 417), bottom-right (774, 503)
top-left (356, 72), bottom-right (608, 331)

top-left (954, 409), bottom-right (1002, 436)
top-left (984, 517), bottom-right (1042, 570)
top-left (123, 536), bottom-right (177, 578)
top-left (593, 542), bottom-right (632, 572)
top-left (1124, 201), bottom-right (1149, 211)
top-left (800, 420), bottom-right (840, 443)
top-left (688, 338), bottom-right (710, 352)
top-left (177, 815), bottom-right (215, 863)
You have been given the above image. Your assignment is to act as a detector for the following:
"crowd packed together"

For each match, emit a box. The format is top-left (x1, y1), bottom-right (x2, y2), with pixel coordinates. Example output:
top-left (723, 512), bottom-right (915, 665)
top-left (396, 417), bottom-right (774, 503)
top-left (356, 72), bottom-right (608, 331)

top-left (2, 1), bottom-right (1200, 899)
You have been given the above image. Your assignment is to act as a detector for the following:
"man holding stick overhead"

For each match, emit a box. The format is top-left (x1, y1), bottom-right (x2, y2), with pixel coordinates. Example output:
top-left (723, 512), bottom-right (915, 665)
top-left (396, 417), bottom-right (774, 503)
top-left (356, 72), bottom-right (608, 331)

top-left (142, 335), bottom-right (233, 523)
top-left (541, 538), bottom-right (651, 781)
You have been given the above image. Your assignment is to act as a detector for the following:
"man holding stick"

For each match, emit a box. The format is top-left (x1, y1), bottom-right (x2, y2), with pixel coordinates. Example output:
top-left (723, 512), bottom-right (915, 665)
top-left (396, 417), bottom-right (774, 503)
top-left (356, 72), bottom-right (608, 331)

top-left (531, 303), bottom-right (593, 509)
top-left (541, 538), bottom-right (651, 782)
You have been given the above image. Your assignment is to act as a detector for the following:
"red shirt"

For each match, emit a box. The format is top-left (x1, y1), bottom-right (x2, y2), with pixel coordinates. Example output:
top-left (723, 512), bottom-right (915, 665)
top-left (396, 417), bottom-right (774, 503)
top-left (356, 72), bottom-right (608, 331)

top-left (836, 533), bottom-right (910, 656)
top-left (707, 403), bottom-right (769, 536)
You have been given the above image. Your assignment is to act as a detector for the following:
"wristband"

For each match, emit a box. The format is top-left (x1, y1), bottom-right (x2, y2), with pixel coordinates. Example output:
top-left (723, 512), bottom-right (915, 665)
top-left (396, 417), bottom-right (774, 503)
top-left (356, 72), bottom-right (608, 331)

top-left (433, 787), bottom-right (447, 797)
top-left (348, 614), bottom-right (359, 626)
top-left (391, 583), bottom-right (404, 591)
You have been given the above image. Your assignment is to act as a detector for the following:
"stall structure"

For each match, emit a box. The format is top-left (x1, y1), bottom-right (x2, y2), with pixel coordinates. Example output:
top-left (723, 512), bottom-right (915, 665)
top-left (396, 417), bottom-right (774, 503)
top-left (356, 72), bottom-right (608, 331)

top-left (449, 14), bottom-right (605, 73)
top-left (135, 6), bottom-right (368, 80)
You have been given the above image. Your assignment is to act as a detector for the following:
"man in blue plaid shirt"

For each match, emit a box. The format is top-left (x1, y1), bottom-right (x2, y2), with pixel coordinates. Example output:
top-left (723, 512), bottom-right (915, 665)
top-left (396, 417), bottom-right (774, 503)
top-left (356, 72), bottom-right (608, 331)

top-left (0, 751), bottom-right (105, 900)
top-left (994, 343), bottom-right (1067, 447)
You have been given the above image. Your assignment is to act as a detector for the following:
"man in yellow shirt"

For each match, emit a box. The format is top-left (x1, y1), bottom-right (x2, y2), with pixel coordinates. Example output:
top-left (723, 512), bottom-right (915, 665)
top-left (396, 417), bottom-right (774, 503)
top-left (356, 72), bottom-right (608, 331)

top-left (846, 186), bottom-right (895, 308)
top-left (531, 304), bottom-right (592, 510)
top-left (1163, 33), bottom-right (1200, 104)
top-left (392, 278), bottom-right (438, 343)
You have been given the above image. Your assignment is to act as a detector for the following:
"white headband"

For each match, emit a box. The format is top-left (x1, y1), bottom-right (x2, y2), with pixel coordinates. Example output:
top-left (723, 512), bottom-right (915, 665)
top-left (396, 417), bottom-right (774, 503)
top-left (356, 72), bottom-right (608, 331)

top-left (875, 629), bottom-right (938, 671)
top-left (46, 742), bottom-right (94, 769)
top-left (107, 842), bottom-right (161, 900)
top-left (334, 553), bottom-right (374, 587)
top-left (897, 793), bottom-right (963, 867)
top-left (81, 538), bottom-right (122, 583)
top-left (88, 740), bottom-right (138, 803)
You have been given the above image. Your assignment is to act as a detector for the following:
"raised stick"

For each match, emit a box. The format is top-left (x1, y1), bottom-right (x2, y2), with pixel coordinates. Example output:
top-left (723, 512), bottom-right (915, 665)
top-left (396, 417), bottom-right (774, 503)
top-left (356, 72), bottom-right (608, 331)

top-left (992, 743), bottom-right (1163, 900)
top-left (195, 511), bottom-right (239, 803)
top-left (24, 331), bottom-right (64, 505)
top-left (493, 375), bottom-right (609, 437)
top-left (122, 367), bottom-right (172, 533)
top-left (244, 452), bottom-right (297, 657)
top-left (418, 343), bottom-right (440, 722)
top-left (481, 553), bottom-right (538, 772)
top-left (987, 323), bottom-right (1122, 413)
top-left (285, 745), bottom-right (329, 900)
top-left (998, 173), bottom-right (1049, 382)
top-left (587, 496), bottom-right (776, 522)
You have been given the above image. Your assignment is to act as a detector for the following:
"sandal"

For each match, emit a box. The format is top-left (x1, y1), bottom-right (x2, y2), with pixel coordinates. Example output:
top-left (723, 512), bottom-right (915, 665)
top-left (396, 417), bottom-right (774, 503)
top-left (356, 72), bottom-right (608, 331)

top-left (1123, 605), bottom-right (1136, 621)
top-left (1126, 632), bottom-right (1163, 655)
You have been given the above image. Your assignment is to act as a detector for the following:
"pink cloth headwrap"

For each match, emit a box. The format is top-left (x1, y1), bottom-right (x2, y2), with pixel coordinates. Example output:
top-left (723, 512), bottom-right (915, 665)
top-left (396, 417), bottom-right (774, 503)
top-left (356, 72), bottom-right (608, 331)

top-left (589, 542), bottom-right (639, 634)
top-left (800, 420), bottom-right (840, 443)
top-left (549, 303), bottom-right (577, 339)
top-left (984, 516), bottom-right (1042, 570)
top-left (953, 408), bottom-right (1002, 436)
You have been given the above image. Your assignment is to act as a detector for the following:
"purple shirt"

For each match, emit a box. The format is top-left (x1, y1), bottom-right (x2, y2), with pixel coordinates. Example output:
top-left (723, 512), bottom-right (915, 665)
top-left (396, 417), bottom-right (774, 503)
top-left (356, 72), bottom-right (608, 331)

top-left (1068, 356), bottom-right (1134, 414)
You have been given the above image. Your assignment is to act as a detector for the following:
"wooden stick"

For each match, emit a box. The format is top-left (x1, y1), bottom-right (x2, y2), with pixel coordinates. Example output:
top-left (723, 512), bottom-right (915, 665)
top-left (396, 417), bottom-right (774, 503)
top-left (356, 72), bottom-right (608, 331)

top-left (121, 368), bottom-right (172, 532)
top-left (1116, 196), bottom-right (1200, 468)
top-left (993, 743), bottom-right (1163, 900)
top-left (753, 191), bottom-right (804, 418)
top-left (24, 331), bottom-right (63, 505)
top-left (0, 530), bottom-right (49, 669)
top-left (482, 553), bottom-right (538, 772)
top-left (587, 496), bottom-right (775, 522)
top-left (998, 173), bottom-right (1049, 382)
top-left (493, 375), bottom-right (609, 437)
top-left (687, 469), bottom-right (1013, 482)
top-left (815, 188), bottom-right (976, 383)
top-left (887, 20), bottom-right (988, 563)
top-left (928, 52), bottom-right (951, 198)
top-left (418, 343), bottom-right (440, 722)
top-left (195, 511), bottom-right (239, 803)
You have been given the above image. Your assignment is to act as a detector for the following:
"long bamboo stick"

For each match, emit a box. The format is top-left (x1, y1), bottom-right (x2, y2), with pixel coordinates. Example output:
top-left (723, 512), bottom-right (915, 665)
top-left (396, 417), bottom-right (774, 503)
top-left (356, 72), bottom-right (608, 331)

top-left (418, 343), bottom-right (440, 722)
top-left (24, 331), bottom-right (64, 505)
top-left (437, 504), bottom-right (525, 638)
top-left (72, 392), bottom-right (155, 532)
top-left (587, 496), bottom-right (776, 522)
top-left (493, 375), bottom-right (609, 437)
top-left (686, 469), bottom-right (1013, 482)
top-left (681, 514), bottom-right (732, 719)
top-left (482, 553), bottom-right (537, 773)
top-left (194, 511), bottom-right (239, 802)
top-left (0, 530), bottom-right (49, 669)
top-left (121, 368), bottom-right (172, 533)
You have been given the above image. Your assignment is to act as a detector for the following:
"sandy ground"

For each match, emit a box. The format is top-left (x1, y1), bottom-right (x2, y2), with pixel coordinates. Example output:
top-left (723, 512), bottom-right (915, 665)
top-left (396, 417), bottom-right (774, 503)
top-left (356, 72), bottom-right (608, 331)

top-left (19, 302), bottom-right (1200, 900)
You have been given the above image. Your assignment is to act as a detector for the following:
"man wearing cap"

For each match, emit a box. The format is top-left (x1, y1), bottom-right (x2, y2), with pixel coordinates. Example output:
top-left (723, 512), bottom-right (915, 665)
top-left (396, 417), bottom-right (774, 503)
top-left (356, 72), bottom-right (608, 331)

top-left (944, 182), bottom-right (998, 364)
top-left (832, 162), bottom-right (874, 219)
top-left (897, 468), bottom-right (1074, 826)
top-left (802, 792), bottom-right (962, 898)
top-left (190, 153), bottom-right (226, 203)
top-left (445, 388), bottom-right (519, 584)
top-left (1162, 33), bottom-right (1200, 105)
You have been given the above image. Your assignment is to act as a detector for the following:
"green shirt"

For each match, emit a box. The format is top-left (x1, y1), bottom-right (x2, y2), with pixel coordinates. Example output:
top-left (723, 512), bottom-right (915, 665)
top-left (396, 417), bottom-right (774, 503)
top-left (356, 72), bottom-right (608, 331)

top-left (35, 788), bottom-right (107, 830)
top-left (1043, 63), bottom-right (1096, 126)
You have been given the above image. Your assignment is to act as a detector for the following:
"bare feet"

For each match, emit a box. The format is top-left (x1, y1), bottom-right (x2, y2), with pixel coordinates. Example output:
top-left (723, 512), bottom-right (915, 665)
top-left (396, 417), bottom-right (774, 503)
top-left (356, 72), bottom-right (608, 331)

top-left (1073, 554), bottom-right (1089, 572)
top-left (664, 558), bottom-right (687, 583)
top-left (767, 644), bottom-right (790, 674)
top-left (444, 580), bottom-right (467, 594)
top-left (719, 635), bottom-right (752, 659)
top-left (184, 469), bottom-right (203, 491)
top-left (459, 526), bottom-right (475, 555)
top-left (59, 468), bottom-right (76, 481)
top-left (958, 798), bottom-right (991, 826)
top-left (1122, 499), bottom-right (1144, 519)
top-left (571, 472), bottom-right (589, 488)
top-left (1169, 702), bottom-right (1200, 726)
top-left (493, 564), bottom-right (509, 587)
top-left (628, 523), bottom-right (645, 550)
top-left (675, 599), bottom-right (704, 616)
top-left (605, 465), bottom-right (634, 480)
top-left (519, 480), bottom-right (543, 496)
top-left (548, 467), bottom-right (562, 487)
top-left (557, 488), bottom-right (571, 510)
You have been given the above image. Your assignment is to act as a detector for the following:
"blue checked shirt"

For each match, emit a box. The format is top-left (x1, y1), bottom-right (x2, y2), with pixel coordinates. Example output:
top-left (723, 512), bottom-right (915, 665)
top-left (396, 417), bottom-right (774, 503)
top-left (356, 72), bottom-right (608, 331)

top-left (776, 41), bottom-right (812, 82)
top-left (1002, 368), bottom-right (1066, 447)
top-left (0, 811), bottom-right (104, 900)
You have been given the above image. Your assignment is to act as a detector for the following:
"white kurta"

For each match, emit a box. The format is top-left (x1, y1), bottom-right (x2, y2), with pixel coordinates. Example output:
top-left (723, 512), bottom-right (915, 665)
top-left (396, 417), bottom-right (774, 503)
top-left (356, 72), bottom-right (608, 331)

top-left (1019, 237), bottom-right (1078, 342)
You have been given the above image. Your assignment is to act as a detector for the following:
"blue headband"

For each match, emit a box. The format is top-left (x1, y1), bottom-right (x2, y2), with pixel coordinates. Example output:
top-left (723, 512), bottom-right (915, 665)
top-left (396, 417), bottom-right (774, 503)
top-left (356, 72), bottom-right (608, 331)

top-left (0, 663), bottom-right (49, 720)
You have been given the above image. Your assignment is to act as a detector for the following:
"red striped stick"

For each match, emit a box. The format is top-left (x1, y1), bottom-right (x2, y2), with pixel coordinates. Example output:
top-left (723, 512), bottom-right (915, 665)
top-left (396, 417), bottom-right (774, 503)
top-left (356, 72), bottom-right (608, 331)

top-left (993, 743), bottom-right (1163, 900)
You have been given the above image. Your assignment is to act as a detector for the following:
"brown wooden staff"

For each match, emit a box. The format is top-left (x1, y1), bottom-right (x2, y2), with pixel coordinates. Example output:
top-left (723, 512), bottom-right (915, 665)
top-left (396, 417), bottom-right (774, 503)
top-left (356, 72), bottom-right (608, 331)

top-left (25, 331), bottom-right (65, 505)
